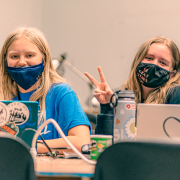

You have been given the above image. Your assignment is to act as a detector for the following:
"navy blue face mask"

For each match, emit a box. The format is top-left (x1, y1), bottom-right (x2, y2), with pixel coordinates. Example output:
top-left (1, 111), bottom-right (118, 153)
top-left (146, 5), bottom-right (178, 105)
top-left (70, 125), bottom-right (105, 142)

top-left (6, 61), bottom-right (44, 90)
top-left (136, 62), bottom-right (171, 88)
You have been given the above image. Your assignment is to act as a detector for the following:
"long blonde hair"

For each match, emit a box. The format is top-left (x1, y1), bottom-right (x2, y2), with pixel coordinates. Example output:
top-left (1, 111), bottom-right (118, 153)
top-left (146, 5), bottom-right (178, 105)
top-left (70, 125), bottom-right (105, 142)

top-left (0, 26), bottom-right (66, 124)
top-left (122, 36), bottom-right (180, 104)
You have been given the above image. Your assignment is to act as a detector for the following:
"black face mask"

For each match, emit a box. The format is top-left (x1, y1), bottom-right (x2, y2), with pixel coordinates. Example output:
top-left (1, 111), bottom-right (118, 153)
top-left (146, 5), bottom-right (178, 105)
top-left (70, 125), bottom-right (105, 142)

top-left (136, 62), bottom-right (171, 88)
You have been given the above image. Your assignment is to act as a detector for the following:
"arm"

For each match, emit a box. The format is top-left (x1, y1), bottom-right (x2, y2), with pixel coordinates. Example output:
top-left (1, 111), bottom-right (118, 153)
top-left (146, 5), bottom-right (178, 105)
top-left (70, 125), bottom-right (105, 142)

top-left (37, 84), bottom-right (91, 154)
top-left (37, 125), bottom-right (90, 154)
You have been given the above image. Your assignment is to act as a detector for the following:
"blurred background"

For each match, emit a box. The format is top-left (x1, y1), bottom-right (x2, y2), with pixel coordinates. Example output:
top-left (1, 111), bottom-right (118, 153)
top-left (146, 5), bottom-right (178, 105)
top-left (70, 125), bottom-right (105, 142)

top-left (1, 0), bottom-right (180, 117)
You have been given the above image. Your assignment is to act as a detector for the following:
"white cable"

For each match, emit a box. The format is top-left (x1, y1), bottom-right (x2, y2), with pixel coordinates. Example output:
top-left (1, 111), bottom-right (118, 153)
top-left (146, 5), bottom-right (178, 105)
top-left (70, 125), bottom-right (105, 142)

top-left (30, 119), bottom-right (96, 165)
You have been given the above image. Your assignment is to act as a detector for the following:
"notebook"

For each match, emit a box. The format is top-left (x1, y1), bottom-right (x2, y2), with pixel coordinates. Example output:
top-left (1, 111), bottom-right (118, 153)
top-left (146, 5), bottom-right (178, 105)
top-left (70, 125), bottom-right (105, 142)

top-left (136, 103), bottom-right (180, 140)
top-left (0, 100), bottom-right (38, 147)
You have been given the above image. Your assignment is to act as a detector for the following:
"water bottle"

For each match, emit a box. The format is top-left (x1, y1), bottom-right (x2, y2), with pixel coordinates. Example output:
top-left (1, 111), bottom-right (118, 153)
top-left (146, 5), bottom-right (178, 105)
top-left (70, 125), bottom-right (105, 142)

top-left (110, 90), bottom-right (136, 143)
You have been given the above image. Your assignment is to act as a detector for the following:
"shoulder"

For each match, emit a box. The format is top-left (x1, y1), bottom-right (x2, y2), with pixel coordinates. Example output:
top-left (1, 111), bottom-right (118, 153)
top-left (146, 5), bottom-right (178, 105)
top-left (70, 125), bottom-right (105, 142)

top-left (48, 83), bottom-right (74, 95)
top-left (49, 83), bottom-right (73, 92)
top-left (167, 85), bottom-right (180, 95)
top-left (165, 85), bottom-right (180, 104)
top-left (46, 83), bottom-right (76, 100)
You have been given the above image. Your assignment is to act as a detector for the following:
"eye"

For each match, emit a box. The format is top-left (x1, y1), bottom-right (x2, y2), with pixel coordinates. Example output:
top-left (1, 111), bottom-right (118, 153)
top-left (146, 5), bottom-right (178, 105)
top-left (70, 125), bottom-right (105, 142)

top-left (145, 57), bottom-right (153, 60)
top-left (160, 61), bottom-right (167, 66)
top-left (11, 55), bottom-right (19, 59)
top-left (26, 54), bottom-right (34, 58)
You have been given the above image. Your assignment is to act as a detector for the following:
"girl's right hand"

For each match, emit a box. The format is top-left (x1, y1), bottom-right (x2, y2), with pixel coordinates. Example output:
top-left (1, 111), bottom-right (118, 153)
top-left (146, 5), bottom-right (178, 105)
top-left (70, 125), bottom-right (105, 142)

top-left (84, 66), bottom-right (113, 104)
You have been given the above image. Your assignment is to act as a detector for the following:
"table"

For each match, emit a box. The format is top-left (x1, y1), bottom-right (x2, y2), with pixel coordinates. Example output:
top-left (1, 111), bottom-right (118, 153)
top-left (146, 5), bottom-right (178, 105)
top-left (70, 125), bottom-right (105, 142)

top-left (35, 156), bottom-right (96, 180)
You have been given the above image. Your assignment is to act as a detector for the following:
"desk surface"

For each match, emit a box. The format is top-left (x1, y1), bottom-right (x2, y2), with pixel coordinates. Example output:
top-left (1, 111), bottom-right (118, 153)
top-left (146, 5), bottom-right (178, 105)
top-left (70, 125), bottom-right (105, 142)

top-left (35, 156), bottom-right (95, 179)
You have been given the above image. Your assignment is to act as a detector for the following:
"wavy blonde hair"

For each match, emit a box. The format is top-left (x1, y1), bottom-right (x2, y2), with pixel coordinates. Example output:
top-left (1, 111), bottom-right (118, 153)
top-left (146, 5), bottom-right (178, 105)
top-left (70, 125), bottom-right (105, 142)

top-left (0, 26), bottom-right (66, 124)
top-left (122, 36), bottom-right (180, 104)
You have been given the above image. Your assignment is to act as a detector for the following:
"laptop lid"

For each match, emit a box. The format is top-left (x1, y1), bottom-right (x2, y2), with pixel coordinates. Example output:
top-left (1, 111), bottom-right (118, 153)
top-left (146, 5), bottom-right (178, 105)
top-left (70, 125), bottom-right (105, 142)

top-left (0, 101), bottom-right (38, 147)
top-left (136, 103), bottom-right (180, 140)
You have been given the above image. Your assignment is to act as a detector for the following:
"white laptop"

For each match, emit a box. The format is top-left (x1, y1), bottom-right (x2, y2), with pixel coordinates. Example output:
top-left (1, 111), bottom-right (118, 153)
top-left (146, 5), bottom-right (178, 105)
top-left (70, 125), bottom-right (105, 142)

top-left (136, 103), bottom-right (180, 140)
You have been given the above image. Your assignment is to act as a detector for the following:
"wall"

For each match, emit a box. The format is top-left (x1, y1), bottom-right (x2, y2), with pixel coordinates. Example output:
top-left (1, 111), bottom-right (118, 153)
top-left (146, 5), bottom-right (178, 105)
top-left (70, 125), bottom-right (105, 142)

top-left (1, 0), bottom-right (180, 112)
top-left (41, 0), bottom-right (180, 111)
top-left (0, 0), bottom-right (43, 49)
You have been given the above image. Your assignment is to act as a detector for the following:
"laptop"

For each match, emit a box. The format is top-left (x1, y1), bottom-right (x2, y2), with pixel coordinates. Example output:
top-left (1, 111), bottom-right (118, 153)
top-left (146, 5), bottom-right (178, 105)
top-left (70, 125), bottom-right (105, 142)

top-left (0, 100), bottom-right (38, 147)
top-left (136, 103), bottom-right (180, 140)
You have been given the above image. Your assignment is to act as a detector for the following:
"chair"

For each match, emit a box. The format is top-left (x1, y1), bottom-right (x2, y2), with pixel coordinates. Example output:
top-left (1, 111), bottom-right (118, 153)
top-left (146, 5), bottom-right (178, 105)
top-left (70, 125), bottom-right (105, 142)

top-left (93, 140), bottom-right (180, 180)
top-left (0, 134), bottom-right (36, 180)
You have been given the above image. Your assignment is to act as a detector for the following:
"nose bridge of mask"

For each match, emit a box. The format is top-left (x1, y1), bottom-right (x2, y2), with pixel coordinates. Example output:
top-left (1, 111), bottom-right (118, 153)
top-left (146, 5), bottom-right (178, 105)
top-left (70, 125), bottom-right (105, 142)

top-left (149, 63), bottom-right (171, 75)
top-left (151, 59), bottom-right (172, 72)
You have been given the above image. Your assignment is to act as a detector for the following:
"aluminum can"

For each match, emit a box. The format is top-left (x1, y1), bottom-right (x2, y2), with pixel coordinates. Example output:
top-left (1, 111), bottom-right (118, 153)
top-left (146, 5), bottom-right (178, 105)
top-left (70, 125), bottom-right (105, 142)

top-left (110, 90), bottom-right (136, 143)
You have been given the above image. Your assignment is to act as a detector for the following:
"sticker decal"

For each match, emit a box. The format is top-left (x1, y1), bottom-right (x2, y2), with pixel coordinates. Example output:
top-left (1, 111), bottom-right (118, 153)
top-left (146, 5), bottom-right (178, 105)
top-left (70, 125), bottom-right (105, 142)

top-left (91, 140), bottom-right (97, 152)
top-left (0, 122), bottom-right (18, 136)
top-left (124, 117), bottom-right (135, 139)
top-left (116, 118), bottom-right (120, 124)
top-left (0, 102), bottom-right (10, 126)
top-left (8, 102), bottom-right (29, 125)
top-left (125, 104), bottom-right (136, 110)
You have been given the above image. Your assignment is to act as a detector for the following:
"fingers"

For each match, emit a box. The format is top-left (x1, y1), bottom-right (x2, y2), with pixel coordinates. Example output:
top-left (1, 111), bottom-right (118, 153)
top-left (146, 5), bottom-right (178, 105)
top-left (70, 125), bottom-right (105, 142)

top-left (94, 89), bottom-right (111, 104)
top-left (97, 66), bottom-right (106, 83)
top-left (85, 66), bottom-right (107, 88)
top-left (94, 92), bottom-right (102, 98)
top-left (106, 90), bottom-right (113, 96)
top-left (94, 90), bottom-right (113, 97)
top-left (94, 89), bottom-right (107, 95)
top-left (94, 94), bottom-right (101, 99)
top-left (84, 72), bottom-right (99, 87)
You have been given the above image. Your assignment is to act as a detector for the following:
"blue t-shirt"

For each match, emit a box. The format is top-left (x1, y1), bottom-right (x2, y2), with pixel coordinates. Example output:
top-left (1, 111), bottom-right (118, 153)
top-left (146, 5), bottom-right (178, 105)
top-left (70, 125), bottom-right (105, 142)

top-left (13, 83), bottom-right (92, 140)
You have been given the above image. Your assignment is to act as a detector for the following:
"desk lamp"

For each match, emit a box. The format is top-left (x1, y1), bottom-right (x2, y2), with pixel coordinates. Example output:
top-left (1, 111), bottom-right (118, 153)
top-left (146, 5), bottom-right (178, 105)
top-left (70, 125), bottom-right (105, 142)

top-left (52, 54), bottom-right (96, 114)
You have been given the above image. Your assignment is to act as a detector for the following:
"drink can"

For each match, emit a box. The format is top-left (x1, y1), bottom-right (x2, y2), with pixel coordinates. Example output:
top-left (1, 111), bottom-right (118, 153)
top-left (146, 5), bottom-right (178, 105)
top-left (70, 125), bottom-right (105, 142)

top-left (90, 135), bottom-right (112, 160)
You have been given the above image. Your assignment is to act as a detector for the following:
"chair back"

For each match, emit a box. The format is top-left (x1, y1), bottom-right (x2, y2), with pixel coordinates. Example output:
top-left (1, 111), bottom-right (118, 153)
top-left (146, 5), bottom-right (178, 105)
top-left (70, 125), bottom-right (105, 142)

top-left (93, 140), bottom-right (180, 180)
top-left (0, 135), bottom-right (36, 180)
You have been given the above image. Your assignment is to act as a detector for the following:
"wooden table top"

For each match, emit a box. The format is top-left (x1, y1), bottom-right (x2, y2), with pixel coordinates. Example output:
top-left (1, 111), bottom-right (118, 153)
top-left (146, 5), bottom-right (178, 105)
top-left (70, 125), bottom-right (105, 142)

top-left (35, 156), bottom-right (96, 178)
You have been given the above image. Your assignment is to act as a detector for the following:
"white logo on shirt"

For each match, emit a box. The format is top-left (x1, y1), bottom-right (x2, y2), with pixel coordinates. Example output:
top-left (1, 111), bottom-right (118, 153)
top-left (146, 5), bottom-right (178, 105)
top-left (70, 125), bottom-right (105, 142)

top-left (40, 125), bottom-right (50, 135)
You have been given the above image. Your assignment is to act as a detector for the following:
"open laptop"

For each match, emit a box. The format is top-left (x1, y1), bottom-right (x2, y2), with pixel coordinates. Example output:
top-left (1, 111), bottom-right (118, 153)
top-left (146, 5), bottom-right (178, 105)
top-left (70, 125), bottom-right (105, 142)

top-left (136, 103), bottom-right (180, 140)
top-left (0, 101), bottom-right (38, 147)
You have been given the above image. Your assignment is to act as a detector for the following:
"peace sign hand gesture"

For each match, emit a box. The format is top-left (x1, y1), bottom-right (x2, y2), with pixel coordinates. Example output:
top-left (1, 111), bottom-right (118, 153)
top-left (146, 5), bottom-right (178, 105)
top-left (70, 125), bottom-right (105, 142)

top-left (84, 66), bottom-right (113, 104)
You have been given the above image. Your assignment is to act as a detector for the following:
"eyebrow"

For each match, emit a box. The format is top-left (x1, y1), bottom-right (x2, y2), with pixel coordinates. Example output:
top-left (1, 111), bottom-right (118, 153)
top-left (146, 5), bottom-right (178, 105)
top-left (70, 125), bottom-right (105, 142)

top-left (8, 50), bottom-right (37, 54)
top-left (160, 58), bottom-right (170, 64)
top-left (146, 53), bottom-right (170, 64)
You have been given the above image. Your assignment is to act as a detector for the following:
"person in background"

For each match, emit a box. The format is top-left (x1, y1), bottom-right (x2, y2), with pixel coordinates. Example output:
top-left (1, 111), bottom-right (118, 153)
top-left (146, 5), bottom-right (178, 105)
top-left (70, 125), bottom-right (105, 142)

top-left (0, 26), bottom-right (91, 153)
top-left (85, 36), bottom-right (180, 135)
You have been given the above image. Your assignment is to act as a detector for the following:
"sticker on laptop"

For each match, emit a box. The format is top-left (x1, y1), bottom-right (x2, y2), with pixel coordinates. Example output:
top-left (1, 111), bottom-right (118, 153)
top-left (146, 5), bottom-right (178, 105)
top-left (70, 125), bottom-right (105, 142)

top-left (0, 122), bottom-right (18, 136)
top-left (0, 102), bottom-right (10, 126)
top-left (8, 102), bottom-right (30, 125)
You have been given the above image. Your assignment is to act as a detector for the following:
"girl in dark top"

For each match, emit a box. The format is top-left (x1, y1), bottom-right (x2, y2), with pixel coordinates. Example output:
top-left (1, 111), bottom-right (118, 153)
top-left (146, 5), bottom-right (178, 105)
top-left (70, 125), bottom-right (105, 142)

top-left (85, 36), bottom-right (180, 134)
